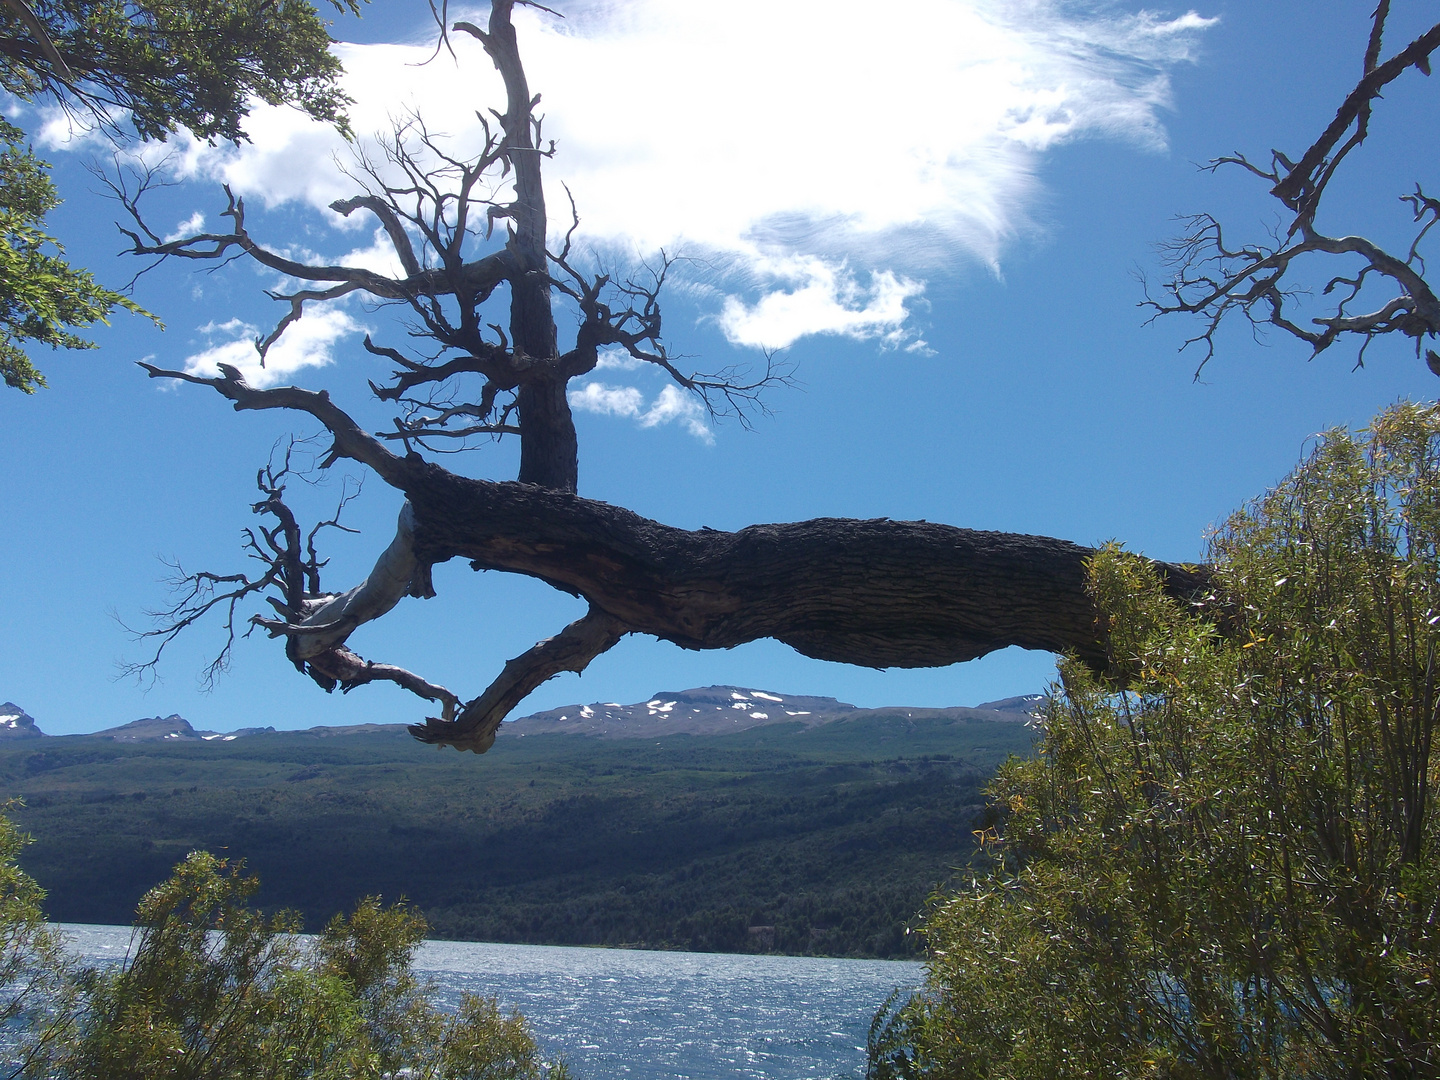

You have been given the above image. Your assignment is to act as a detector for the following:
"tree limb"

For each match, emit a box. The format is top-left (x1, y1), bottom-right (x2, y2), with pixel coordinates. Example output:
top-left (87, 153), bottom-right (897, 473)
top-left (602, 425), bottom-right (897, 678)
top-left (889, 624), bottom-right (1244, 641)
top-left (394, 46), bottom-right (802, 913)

top-left (253, 502), bottom-right (430, 662)
top-left (1153, 15), bottom-right (1440, 376)
top-left (305, 645), bottom-right (461, 721)
top-left (136, 361), bottom-right (424, 488)
top-left (125, 4), bottom-right (1220, 760)
top-left (1272, 21), bottom-right (1440, 212)
top-left (411, 607), bottom-right (626, 753)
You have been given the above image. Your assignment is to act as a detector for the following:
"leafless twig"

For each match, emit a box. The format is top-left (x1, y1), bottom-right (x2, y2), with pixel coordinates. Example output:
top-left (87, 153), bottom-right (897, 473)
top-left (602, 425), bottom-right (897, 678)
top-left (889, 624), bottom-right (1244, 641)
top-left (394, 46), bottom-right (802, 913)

top-left (1148, 12), bottom-right (1440, 377)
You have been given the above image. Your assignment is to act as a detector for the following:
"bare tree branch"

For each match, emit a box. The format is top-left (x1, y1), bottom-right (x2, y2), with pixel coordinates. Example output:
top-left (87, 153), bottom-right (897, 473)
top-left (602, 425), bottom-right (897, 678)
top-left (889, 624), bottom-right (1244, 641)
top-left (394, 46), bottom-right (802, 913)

top-left (123, 440), bottom-right (468, 721)
top-left (252, 502), bottom-right (432, 663)
top-left (120, 0), bottom-right (1228, 759)
top-left (117, 561), bottom-right (281, 689)
top-left (103, 0), bottom-right (789, 494)
top-left (304, 645), bottom-right (461, 722)
top-left (1271, 20), bottom-right (1440, 216)
top-left (136, 361), bottom-right (422, 487)
top-left (1150, 13), bottom-right (1440, 377)
top-left (120, 444), bottom-right (360, 689)
top-left (411, 607), bottom-right (625, 753)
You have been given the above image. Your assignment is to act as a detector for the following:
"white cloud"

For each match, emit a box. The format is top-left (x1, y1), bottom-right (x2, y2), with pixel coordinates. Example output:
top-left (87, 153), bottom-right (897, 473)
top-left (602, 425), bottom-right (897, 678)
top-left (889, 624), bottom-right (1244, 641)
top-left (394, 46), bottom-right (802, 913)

top-left (569, 380), bottom-right (713, 442)
top-left (717, 259), bottom-right (924, 349)
top-left (334, 227), bottom-right (411, 278)
top-left (568, 381), bottom-right (645, 417)
top-left (163, 211), bottom-right (206, 244)
top-left (85, 0), bottom-right (1213, 351)
top-left (182, 308), bottom-right (363, 388)
top-left (639, 385), bottom-right (712, 442)
top-left (593, 347), bottom-right (647, 372)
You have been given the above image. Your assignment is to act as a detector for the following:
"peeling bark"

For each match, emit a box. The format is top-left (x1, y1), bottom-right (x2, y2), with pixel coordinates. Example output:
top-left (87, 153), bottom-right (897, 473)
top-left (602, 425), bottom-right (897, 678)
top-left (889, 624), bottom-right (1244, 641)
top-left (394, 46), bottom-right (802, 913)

top-left (279, 502), bottom-right (424, 662)
top-left (389, 466), bottom-right (1210, 751)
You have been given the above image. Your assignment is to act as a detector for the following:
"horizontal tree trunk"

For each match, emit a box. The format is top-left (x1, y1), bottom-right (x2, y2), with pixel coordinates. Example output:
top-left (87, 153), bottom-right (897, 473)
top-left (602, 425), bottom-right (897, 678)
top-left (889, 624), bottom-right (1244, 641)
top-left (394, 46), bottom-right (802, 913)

top-left (132, 362), bottom-right (1212, 751)
top-left (402, 463), bottom-right (1207, 671)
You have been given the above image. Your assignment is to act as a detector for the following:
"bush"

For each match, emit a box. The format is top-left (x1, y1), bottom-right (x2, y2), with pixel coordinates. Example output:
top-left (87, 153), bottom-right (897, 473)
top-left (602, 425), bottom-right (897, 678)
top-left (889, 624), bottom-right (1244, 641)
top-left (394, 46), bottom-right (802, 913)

top-left (0, 840), bottom-right (566, 1079)
top-left (0, 809), bottom-right (73, 1077)
top-left (871, 402), bottom-right (1440, 1079)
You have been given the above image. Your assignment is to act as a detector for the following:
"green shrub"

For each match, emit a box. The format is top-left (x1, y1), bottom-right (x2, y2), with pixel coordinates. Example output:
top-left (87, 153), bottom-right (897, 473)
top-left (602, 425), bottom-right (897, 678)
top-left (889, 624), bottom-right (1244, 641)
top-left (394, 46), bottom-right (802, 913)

top-left (0, 842), bottom-right (566, 1079)
top-left (872, 402), bottom-right (1440, 1079)
top-left (0, 809), bottom-right (73, 1077)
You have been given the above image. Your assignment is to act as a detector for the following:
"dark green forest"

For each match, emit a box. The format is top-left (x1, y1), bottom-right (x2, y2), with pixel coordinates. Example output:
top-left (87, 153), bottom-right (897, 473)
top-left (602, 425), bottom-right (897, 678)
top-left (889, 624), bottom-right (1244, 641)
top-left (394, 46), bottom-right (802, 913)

top-left (0, 713), bottom-right (1032, 959)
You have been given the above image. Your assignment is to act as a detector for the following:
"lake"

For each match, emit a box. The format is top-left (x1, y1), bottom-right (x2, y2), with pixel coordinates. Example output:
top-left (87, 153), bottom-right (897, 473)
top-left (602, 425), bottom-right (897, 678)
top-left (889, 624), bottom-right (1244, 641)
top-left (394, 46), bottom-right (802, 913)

top-left (55, 925), bottom-right (923, 1079)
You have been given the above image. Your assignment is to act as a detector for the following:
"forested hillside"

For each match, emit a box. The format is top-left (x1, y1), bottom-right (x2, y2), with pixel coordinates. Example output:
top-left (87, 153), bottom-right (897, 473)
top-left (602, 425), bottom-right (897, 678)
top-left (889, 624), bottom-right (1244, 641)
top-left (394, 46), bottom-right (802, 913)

top-left (0, 704), bottom-right (1033, 958)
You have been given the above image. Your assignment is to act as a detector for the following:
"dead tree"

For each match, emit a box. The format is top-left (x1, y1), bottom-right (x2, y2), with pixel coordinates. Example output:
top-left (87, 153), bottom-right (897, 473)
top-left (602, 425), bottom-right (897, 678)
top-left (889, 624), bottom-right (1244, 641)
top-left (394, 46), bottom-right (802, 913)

top-left (124, 0), bottom-right (1206, 754)
top-left (1148, 6), bottom-right (1440, 377)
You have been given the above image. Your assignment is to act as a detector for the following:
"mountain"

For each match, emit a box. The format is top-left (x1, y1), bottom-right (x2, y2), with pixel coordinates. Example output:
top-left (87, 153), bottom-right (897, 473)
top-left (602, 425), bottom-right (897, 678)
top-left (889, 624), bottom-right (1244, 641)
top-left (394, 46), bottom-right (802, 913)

top-left (0, 687), bottom-right (1036, 743)
top-left (90, 715), bottom-right (276, 742)
top-left (506, 684), bottom-right (1031, 738)
top-left (0, 703), bottom-right (43, 739)
top-left (0, 690), bottom-right (1039, 959)
top-left (974, 694), bottom-right (1047, 719)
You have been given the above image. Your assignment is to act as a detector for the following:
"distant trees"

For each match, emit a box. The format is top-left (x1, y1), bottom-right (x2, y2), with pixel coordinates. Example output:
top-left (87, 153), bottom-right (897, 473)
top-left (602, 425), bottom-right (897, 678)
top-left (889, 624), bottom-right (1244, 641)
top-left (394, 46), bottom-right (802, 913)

top-left (0, 820), bottom-right (566, 1079)
top-left (0, 0), bottom-right (360, 392)
top-left (866, 402), bottom-right (1440, 1079)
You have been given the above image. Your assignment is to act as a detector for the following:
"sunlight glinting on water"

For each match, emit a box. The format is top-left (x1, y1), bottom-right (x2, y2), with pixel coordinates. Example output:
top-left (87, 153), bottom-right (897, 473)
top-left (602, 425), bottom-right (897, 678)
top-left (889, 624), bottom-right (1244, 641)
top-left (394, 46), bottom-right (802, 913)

top-left (54, 926), bottom-right (923, 1080)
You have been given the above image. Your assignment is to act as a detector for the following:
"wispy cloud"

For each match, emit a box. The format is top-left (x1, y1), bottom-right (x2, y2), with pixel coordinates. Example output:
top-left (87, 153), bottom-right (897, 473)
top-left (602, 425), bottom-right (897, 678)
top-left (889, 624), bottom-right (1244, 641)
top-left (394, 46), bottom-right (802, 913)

top-left (80, 1), bottom-right (1213, 352)
top-left (163, 211), bottom-right (206, 244)
top-left (182, 309), bottom-right (362, 388)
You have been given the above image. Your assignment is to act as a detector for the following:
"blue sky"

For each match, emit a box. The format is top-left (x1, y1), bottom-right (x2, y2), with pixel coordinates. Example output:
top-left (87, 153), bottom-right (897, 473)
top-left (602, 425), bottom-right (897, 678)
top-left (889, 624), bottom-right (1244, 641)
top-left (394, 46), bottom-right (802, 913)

top-left (3, 0), bottom-right (1437, 735)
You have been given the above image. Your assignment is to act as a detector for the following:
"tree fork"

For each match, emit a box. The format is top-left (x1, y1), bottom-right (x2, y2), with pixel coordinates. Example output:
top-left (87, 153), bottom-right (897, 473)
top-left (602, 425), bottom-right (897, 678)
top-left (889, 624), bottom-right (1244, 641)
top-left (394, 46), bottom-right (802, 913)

top-left (457, 1), bottom-right (575, 492)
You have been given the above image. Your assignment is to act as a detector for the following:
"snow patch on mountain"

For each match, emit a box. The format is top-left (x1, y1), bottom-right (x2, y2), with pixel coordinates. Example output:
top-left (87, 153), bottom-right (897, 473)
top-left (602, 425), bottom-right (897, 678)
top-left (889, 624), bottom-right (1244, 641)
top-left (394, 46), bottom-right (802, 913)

top-left (507, 685), bottom-right (1032, 738)
top-left (0, 703), bottom-right (44, 738)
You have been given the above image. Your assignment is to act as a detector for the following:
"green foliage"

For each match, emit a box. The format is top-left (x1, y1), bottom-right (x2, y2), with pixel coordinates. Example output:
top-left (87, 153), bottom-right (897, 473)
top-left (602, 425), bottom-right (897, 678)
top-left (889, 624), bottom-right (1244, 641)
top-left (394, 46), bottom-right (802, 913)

top-left (0, 807), bottom-right (73, 1077)
top-left (874, 401), bottom-right (1440, 1079)
top-left (0, 0), bottom-right (360, 143)
top-left (2, 715), bottom-right (1030, 958)
top-left (36, 850), bottom-right (564, 1080)
top-left (436, 996), bottom-right (571, 1080)
top-left (0, 0), bottom-right (360, 391)
top-left (0, 119), bottom-right (149, 392)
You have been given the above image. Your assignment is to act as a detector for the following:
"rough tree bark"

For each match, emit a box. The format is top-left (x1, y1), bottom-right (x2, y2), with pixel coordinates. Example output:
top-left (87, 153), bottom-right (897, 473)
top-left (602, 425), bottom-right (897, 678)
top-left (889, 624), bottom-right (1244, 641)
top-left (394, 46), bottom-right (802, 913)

top-left (458, 11), bottom-right (577, 491)
top-left (126, 0), bottom-right (1211, 755)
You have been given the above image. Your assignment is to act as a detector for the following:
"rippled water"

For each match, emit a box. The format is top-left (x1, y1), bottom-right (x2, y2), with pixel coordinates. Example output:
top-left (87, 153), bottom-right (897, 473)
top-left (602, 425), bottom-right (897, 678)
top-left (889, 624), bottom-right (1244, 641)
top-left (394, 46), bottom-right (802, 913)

top-left (55, 926), bottom-right (921, 1080)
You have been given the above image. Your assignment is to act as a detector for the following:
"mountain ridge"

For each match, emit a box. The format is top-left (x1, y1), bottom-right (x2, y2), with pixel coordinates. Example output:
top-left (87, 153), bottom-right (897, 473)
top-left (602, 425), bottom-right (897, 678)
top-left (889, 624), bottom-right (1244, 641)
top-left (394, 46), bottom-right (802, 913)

top-left (0, 686), bottom-right (1042, 742)
top-left (1, 696), bottom-right (1040, 957)
top-left (507, 685), bottom-right (1038, 739)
